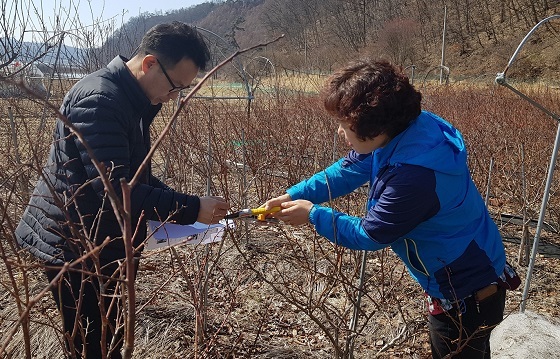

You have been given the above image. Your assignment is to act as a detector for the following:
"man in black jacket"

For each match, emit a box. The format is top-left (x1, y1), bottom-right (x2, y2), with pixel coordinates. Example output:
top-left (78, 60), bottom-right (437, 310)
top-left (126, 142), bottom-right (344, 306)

top-left (15, 22), bottom-right (229, 358)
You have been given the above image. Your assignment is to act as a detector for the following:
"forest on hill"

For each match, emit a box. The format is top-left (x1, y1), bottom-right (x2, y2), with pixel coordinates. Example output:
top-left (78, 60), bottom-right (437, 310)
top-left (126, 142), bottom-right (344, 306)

top-left (104, 0), bottom-right (560, 82)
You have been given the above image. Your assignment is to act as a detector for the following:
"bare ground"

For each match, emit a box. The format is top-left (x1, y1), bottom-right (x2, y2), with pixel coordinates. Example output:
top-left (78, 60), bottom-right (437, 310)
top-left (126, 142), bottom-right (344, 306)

top-left (2, 221), bottom-right (558, 359)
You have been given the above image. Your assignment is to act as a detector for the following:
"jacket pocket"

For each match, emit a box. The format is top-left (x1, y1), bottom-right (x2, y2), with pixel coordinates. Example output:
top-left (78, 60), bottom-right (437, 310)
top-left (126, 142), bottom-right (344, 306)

top-left (404, 238), bottom-right (429, 276)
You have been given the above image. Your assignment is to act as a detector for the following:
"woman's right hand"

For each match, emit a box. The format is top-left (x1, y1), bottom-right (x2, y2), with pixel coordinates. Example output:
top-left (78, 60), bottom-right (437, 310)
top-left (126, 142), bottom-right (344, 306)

top-left (263, 193), bottom-right (292, 211)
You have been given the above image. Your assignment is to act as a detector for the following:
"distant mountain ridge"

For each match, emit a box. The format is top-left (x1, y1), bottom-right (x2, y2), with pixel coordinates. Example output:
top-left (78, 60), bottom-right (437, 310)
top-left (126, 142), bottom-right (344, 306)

top-left (5, 39), bottom-right (84, 67)
top-left (9, 0), bottom-right (560, 81)
top-left (101, 0), bottom-right (559, 80)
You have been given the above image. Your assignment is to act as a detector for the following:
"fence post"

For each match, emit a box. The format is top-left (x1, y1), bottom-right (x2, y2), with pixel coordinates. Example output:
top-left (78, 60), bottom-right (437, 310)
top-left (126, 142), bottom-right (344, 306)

top-left (484, 157), bottom-right (494, 206)
top-left (8, 107), bottom-right (20, 164)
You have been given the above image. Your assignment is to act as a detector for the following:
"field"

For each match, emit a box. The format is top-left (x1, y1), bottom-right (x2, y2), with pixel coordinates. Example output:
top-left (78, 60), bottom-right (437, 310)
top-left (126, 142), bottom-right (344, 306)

top-left (1, 78), bottom-right (560, 358)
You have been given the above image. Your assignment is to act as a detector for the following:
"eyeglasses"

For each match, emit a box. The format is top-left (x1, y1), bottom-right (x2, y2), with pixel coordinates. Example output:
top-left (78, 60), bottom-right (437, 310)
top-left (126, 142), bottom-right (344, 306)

top-left (156, 58), bottom-right (190, 93)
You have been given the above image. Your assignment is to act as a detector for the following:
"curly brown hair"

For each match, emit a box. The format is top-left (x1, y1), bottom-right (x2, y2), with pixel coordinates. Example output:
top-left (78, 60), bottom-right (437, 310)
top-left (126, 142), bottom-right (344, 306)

top-left (323, 60), bottom-right (422, 140)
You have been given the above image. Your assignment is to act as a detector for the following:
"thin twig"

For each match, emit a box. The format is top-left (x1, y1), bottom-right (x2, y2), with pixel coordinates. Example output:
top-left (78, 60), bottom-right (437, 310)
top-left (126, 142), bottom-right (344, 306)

top-left (129, 35), bottom-right (284, 188)
top-left (0, 237), bottom-right (112, 356)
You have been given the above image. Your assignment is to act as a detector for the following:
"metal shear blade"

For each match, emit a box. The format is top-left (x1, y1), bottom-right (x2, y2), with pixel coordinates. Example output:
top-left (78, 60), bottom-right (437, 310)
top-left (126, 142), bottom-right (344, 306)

top-left (224, 206), bottom-right (281, 220)
top-left (238, 216), bottom-right (280, 225)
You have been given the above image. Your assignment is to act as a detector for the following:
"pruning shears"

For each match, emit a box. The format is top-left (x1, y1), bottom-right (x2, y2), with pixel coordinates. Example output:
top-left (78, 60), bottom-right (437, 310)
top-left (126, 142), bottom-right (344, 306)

top-left (224, 206), bottom-right (281, 224)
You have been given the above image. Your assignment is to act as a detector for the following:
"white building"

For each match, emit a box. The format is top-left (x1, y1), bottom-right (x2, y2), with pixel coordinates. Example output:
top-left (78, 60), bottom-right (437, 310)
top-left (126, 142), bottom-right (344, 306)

top-left (0, 60), bottom-right (48, 98)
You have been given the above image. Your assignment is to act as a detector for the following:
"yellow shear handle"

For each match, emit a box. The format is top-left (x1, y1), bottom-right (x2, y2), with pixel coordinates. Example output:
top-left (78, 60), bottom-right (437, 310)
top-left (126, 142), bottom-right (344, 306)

top-left (250, 206), bottom-right (281, 215)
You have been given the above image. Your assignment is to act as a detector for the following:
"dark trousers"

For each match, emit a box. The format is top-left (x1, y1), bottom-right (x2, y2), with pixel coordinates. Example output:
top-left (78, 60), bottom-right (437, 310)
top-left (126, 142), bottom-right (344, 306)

top-left (45, 261), bottom-right (124, 359)
top-left (428, 287), bottom-right (506, 358)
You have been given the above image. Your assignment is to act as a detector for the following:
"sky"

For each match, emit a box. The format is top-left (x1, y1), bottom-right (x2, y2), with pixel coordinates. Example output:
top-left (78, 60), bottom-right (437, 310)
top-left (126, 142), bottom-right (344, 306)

top-left (58, 0), bottom-right (208, 23)
top-left (10, 0), bottom-right (209, 45)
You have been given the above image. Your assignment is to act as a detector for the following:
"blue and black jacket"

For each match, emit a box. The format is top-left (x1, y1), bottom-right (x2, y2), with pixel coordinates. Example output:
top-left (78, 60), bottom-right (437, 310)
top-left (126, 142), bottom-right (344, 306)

top-left (287, 111), bottom-right (506, 300)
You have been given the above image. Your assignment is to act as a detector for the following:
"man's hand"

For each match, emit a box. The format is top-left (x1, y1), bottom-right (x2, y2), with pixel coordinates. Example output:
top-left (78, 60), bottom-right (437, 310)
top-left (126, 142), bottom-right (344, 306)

top-left (197, 196), bottom-right (230, 224)
top-left (273, 199), bottom-right (314, 226)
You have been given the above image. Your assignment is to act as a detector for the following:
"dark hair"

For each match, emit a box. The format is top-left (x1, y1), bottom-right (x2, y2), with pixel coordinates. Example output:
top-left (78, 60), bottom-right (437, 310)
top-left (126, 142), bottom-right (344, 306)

top-left (323, 60), bottom-right (422, 140)
top-left (138, 21), bottom-right (211, 71)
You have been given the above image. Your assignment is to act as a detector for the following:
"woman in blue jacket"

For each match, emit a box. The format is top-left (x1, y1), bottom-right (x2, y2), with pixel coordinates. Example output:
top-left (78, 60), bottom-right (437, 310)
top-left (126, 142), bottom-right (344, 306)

top-left (266, 60), bottom-right (517, 358)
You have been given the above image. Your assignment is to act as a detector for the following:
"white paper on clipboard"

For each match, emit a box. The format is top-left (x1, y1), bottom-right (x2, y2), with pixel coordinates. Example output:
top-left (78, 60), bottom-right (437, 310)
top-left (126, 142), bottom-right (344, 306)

top-left (145, 220), bottom-right (234, 250)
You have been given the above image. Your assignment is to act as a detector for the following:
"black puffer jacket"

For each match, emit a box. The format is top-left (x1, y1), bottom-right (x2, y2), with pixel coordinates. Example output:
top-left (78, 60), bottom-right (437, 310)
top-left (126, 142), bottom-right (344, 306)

top-left (15, 56), bottom-right (200, 265)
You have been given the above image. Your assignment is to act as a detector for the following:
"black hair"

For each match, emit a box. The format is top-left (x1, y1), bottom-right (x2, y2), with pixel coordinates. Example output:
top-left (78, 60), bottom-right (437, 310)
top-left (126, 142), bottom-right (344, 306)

top-left (138, 21), bottom-right (211, 71)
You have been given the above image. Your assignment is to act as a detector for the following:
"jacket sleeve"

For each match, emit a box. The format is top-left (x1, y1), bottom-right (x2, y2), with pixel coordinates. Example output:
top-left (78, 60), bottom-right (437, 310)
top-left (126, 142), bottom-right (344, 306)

top-left (287, 151), bottom-right (372, 203)
top-left (150, 175), bottom-right (172, 191)
top-left (309, 205), bottom-right (388, 251)
top-left (67, 94), bottom-right (200, 225)
top-left (308, 164), bottom-right (440, 250)
top-left (130, 182), bottom-right (200, 224)
top-left (362, 164), bottom-right (440, 244)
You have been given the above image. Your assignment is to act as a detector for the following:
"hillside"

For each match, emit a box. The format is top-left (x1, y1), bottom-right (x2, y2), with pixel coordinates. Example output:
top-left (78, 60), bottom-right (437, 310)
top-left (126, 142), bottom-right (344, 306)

top-left (103, 0), bottom-right (560, 83)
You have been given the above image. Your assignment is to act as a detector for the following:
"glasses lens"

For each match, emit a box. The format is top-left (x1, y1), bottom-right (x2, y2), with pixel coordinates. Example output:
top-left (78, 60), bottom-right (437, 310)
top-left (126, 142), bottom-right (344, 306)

top-left (157, 58), bottom-right (180, 92)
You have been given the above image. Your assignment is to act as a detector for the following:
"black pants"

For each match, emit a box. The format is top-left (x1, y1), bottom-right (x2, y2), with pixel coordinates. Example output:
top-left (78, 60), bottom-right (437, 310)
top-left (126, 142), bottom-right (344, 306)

top-left (45, 261), bottom-right (124, 359)
top-left (428, 287), bottom-right (506, 358)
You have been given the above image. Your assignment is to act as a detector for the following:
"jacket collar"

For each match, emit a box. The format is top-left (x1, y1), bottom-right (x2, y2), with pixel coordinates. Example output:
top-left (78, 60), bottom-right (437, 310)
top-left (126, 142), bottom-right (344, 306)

top-left (106, 55), bottom-right (162, 119)
top-left (374, 111), bottom-right (467, 175)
